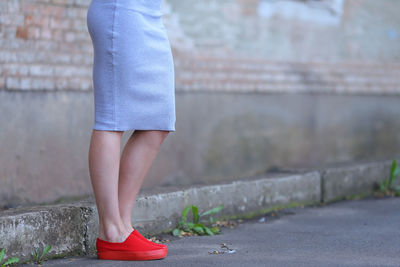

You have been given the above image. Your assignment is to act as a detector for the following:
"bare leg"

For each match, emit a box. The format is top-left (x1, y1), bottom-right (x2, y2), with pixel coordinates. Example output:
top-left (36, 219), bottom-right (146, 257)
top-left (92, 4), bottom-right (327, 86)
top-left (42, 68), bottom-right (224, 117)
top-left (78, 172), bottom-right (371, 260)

top-left (118, 130), bottom-right (170, 232)
top-left (88, 129), bottom-right (131, 242)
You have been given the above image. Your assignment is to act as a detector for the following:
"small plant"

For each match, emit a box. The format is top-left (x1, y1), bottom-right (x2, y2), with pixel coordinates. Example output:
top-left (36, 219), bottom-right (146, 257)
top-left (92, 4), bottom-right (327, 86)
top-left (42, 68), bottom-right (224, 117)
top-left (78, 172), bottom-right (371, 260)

top-left (172, 204), bottom-right (224, 237)
top-left (376, 159), bottom-right (400, 196)
top-left (0, 248), bottom-right (19, 267)
top-left (31, 245), bottom-right (52, 264)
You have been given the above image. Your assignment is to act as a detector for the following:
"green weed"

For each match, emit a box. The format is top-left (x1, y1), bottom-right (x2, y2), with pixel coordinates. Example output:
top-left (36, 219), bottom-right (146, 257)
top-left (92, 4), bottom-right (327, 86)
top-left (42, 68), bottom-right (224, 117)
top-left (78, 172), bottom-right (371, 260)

top-left (31, 245), bottom-right (52, 264)
top-left (376, 159), bottom-right (400, 196)
top-left (172, 204), bottom-right (224, 237)
top-left (0, 248), bottom-right (19, 267)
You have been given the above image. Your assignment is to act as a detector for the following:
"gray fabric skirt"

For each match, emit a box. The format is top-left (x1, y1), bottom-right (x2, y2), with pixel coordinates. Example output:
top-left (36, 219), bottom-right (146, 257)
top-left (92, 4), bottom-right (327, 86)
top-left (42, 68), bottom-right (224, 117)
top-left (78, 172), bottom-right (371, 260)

top-left (86, 0), bottom-right (176, 131)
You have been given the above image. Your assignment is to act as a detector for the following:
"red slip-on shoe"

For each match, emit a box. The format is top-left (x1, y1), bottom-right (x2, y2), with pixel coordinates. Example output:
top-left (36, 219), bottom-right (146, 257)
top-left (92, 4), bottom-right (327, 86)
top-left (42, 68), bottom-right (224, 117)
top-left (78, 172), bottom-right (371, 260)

top-left (96, 230), bottom-right (168, 261)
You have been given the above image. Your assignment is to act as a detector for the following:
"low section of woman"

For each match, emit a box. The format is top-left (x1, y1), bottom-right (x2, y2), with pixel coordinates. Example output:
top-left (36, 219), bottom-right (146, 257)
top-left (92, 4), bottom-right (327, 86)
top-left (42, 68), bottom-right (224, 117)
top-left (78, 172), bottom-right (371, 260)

top-left (86, 0), bottom-right (176, 261)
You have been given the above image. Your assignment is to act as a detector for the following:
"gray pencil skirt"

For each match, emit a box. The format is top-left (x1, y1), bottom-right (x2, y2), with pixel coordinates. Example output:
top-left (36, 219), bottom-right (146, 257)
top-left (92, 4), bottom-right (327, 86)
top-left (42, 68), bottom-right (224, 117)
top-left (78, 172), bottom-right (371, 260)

top-left (86, 0), bottom-right (176, 131)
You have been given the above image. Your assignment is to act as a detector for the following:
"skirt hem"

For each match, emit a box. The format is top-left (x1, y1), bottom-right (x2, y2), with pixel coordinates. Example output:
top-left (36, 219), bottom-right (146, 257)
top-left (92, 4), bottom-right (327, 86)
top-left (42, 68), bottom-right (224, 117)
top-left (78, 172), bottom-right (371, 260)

top-left (93, 126), bottom-right (176, 132)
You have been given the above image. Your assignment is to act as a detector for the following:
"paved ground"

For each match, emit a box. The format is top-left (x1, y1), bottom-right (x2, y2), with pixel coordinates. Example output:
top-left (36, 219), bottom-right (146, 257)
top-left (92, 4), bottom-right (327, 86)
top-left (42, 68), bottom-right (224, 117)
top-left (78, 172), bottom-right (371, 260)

top-left (24, 196), bottom-right (400, 266)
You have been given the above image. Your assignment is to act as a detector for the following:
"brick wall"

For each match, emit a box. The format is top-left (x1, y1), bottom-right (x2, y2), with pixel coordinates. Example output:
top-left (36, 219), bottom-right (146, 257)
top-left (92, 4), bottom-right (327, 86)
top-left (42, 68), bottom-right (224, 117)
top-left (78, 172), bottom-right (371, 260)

top-left (0, 0), bottom-right (92, 91)
top-left (1, 0), bottom-right (400, 94)
top-left (175, 52), bottom-right (400, 95)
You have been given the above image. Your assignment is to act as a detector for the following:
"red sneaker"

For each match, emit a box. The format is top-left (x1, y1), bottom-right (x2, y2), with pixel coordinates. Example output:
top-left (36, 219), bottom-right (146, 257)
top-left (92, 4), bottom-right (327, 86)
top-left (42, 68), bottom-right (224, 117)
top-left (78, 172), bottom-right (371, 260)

top-left (96, 230), bottom-right (168, 261)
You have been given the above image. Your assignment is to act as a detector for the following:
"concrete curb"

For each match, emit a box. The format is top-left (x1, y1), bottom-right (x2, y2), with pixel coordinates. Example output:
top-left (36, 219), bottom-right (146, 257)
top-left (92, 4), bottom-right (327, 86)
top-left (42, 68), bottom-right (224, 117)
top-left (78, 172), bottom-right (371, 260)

top-left (321, 160), bottom-right (394, 202)
top-left (0, 159), bottom-right (397, 262)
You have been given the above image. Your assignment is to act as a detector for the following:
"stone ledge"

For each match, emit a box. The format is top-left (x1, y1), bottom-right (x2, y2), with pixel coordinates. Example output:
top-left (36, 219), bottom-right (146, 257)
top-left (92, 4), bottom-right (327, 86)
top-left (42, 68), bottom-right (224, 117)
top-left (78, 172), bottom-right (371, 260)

top-left (0, 159), bottom-right (397, 262)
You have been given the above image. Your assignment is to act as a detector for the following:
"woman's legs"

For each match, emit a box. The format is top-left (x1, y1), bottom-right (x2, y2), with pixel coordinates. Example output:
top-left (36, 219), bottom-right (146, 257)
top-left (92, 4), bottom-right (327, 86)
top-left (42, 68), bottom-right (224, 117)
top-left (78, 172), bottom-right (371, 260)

top-left (88, 129), bottom-right (169, 242)
top-left (118, 130), bottom-right (169, 232)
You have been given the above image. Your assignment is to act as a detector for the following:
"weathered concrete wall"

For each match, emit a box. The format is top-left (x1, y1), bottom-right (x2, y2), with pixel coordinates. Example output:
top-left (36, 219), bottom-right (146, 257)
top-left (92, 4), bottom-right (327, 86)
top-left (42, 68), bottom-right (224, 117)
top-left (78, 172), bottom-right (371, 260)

top-left (1, 90), bottom-right (400, 206)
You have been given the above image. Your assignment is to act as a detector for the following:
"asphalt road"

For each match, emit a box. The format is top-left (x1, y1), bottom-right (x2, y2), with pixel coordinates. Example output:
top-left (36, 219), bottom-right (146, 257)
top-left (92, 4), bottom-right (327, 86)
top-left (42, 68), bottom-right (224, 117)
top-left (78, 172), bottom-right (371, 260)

top-left (24, 196), bottom-right (400, 266)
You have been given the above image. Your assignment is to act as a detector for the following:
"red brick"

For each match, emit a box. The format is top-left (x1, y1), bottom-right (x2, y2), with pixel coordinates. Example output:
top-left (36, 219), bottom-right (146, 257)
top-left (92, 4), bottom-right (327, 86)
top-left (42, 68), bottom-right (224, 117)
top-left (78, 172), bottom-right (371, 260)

top-left (16, 26), bottom-right (28, 39)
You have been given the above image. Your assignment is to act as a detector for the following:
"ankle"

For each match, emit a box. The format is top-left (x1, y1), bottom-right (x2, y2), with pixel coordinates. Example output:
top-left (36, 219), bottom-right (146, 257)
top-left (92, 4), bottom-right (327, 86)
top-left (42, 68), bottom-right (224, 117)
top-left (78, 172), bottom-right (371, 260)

top-left (99, 222), bottom-right (130, 242)
top-left (122, 221), bottom-right (134, 232)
